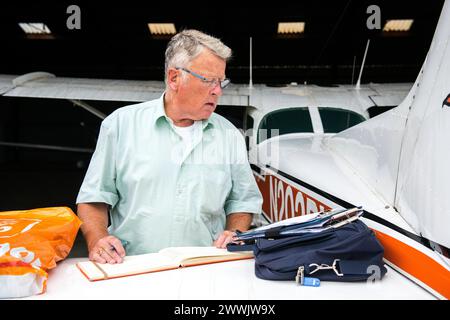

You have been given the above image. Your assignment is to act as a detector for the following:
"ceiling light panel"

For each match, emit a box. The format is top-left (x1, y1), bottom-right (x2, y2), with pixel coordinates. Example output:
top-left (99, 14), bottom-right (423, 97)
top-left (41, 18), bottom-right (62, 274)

top-left (148, 23), bottom-right (176, 35)
top-left (278, 22), bottom-right (305, 34)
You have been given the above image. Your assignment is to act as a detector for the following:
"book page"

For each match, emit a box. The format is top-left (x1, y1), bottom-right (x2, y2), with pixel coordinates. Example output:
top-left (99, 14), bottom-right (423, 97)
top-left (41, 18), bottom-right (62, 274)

top-left (77, 252), bottom-right (177, 281)
top-left (77, 247), bottom-right (253, 281)
top-left (158, 246), bottom-right (253, 266)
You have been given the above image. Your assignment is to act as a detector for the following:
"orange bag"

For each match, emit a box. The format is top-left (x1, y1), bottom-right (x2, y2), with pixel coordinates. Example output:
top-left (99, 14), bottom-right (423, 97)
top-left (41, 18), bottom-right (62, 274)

top-left (0, 207), bottom-right (81, 298)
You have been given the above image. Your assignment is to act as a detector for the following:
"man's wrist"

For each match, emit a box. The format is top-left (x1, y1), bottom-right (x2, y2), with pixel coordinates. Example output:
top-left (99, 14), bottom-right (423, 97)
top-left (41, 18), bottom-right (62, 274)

top-left (225, 228), bottom-right (240, 234)
top-left (84, 230), bottom-right (109, 250)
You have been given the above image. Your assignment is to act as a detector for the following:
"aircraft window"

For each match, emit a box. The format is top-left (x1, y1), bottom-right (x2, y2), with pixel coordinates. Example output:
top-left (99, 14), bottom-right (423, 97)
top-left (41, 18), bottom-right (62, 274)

top-left (318, 108), bottom-right (366, 133)
top-left (258, 107), bottom-right (313, 143)
top-left (367, 106), bottom-right (396, 118)
top-left (214, 105), bottom-right (246, 130)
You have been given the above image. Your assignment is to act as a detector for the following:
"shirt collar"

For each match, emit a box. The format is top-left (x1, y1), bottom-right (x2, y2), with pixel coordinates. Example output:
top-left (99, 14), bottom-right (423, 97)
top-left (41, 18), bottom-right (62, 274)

top-left (153, 93), bottom-right (214, 130)
top-left (153, 93), bottom-right (169, 127)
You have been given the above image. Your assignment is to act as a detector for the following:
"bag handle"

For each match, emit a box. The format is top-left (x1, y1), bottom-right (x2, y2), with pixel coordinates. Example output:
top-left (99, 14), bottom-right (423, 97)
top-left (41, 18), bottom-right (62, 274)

top-left (307, 259), bottom-right (383, 277)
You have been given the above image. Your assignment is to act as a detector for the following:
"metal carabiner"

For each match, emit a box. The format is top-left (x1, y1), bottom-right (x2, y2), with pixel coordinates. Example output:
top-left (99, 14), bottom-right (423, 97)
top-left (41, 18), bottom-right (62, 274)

top-left (309, 259), bottom-right (343, 277)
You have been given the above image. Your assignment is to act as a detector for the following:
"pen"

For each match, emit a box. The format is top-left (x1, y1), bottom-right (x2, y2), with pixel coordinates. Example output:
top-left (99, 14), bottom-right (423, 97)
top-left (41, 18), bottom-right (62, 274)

top-left (110, 239), bottom-right (128, 254)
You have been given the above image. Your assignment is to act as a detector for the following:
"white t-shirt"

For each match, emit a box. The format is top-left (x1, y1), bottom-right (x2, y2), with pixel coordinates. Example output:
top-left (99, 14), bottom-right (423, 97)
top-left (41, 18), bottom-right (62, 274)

top-left (172, 121), bottom-right (202, 160)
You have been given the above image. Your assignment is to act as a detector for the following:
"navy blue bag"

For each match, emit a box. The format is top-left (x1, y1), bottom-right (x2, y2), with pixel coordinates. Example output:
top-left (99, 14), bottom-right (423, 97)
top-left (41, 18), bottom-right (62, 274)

top-left (228, 219), bottom-right (387, 286)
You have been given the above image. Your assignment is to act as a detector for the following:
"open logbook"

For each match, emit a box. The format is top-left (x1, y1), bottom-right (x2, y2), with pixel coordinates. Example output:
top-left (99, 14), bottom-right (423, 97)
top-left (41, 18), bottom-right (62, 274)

top-left (76, 246), bottom-right (253, 281)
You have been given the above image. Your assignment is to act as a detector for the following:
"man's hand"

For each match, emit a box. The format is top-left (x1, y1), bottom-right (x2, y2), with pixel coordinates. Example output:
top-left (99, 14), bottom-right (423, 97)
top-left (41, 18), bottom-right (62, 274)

top-left (213, 230), bottom-right (237, 249)
top-left (213, 212), bottom-right (253, 248)
top-left (78, 203), bottom-right (126, 264)
top-left (89, 235), bottom-right (126, 264)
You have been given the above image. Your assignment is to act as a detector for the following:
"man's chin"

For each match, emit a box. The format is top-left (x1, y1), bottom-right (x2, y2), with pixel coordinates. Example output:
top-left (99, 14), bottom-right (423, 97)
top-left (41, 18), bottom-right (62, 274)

top-left (200, 107), bottom-right (216, 119)
top-left (199, 111), bottom-right (213, 120)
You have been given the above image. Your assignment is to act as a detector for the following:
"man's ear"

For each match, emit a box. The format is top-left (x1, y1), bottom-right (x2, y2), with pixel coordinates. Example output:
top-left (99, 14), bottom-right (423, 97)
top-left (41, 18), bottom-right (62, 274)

top-left (167, 68), bottom-right (180, 91)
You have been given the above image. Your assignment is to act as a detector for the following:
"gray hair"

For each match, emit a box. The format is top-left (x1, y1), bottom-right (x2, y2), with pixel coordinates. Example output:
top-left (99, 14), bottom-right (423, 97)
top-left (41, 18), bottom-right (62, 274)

top-left (164, 29), bottom-right (232, 83)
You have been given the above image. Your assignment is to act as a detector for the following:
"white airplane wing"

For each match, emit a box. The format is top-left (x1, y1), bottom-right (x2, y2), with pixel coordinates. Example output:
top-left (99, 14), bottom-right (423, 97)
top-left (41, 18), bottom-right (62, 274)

top-left (0, 74), bottom-right (15, 95)
top-left (368, 82), bottom-right (414, 106)
top-left (0, 72), bottom-right (250, 106)
top-left (0, 72), bottom-right (164, 102)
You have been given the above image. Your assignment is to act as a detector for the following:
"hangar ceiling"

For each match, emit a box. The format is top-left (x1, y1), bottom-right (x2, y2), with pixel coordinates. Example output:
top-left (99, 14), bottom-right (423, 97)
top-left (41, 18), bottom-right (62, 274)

top-left (0, 0), bottom-right (445, 85)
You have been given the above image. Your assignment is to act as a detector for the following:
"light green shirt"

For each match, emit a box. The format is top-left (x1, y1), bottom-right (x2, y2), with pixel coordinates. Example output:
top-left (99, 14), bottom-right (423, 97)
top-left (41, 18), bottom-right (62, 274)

top-left (76, 94), bottom-right (262, 255)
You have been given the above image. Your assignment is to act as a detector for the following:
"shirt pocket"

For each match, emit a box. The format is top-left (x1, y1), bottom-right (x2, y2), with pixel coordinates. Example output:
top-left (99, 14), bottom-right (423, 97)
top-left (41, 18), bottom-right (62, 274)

top-left (198, 166), bottom-right (232, 214)
top-left (134, 205), bottom-right (156, 219)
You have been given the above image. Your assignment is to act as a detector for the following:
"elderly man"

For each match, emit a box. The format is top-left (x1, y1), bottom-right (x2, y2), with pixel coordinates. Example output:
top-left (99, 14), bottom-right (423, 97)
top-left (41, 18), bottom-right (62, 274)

top-left (76, 29), bottom-right (263, 264)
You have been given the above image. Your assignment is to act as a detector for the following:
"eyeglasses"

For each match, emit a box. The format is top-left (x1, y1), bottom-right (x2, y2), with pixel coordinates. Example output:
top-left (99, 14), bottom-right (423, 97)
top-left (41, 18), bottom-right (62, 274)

top-left (176, 67), bottom-right (230, 89)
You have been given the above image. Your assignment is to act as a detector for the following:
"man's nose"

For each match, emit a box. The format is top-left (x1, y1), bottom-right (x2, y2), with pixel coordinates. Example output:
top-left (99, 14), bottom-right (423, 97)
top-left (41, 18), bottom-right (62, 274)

top-left (210, 83), bottom-right (223, 96)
